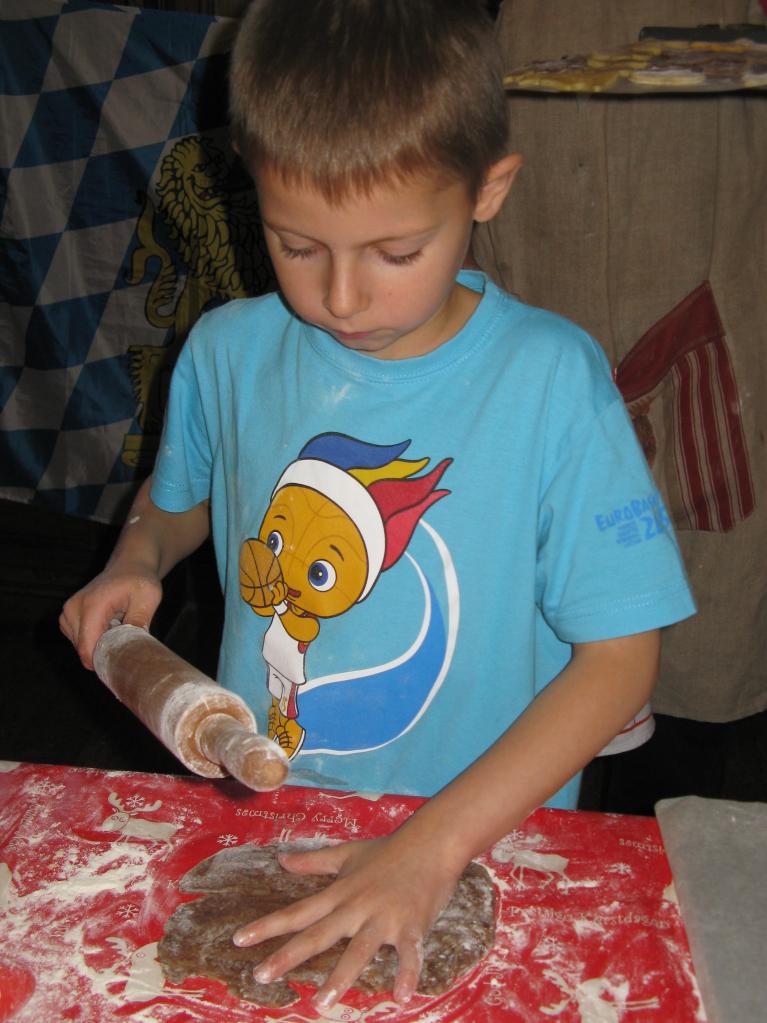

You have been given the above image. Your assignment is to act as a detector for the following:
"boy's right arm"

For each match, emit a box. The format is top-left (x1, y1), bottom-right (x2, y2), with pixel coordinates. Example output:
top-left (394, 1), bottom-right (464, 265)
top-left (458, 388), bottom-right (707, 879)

top-left (59, 475), bottom-right (211, 670)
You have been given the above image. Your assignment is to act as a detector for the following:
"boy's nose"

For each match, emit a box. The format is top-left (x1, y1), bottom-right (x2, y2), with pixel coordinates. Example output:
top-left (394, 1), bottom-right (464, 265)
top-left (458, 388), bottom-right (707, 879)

top-left (323, 257), bottom-right (368, 320)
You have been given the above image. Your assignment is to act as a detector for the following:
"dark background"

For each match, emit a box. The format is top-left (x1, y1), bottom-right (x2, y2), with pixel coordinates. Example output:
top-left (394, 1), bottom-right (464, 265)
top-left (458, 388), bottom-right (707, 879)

top-left (0, 496), bottom-right (221, 777)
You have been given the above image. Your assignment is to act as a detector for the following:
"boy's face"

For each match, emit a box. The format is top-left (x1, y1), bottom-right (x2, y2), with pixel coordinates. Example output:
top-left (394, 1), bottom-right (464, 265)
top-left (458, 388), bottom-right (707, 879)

top-left (255, 165), bottom-right (485, 360)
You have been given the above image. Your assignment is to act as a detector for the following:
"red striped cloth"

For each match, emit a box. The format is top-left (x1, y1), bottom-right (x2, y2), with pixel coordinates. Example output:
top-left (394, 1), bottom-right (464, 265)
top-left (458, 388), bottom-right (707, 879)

top-left (615, 282), bottom-right (755, 532)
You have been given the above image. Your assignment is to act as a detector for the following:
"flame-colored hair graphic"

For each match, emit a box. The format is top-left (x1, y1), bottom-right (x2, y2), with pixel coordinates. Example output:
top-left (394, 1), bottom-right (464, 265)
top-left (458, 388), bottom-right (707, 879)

top-left (272, 433), bottom-right (452, 600)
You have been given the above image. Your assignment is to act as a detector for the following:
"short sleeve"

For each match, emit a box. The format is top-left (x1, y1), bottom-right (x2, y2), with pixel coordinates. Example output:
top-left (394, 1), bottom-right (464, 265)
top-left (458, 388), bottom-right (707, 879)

top-left (150, 330), bottom-right (215, 513)
top-left (537, 391), bottom-right (696, 643)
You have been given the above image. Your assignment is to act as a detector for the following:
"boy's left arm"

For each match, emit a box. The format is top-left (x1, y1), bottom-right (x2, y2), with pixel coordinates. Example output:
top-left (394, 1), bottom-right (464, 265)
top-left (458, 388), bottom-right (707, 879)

top-left (233, 628), bottom-right (660, 1011)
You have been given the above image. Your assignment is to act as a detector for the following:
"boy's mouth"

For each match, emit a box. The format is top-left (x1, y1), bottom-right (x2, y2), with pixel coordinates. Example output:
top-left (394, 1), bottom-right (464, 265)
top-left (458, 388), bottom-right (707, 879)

top-left (333, 329), bottom-right (374, 342)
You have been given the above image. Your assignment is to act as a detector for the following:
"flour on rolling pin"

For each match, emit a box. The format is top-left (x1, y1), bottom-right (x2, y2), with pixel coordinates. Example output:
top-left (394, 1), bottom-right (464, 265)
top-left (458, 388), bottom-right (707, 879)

top-left (93, 624), bottom-right (288, 791)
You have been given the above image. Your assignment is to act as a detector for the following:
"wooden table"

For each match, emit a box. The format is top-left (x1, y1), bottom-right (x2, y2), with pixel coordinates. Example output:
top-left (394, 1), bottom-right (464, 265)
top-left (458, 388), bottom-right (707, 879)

top-left (0, 760), bottom-right (703, 1022)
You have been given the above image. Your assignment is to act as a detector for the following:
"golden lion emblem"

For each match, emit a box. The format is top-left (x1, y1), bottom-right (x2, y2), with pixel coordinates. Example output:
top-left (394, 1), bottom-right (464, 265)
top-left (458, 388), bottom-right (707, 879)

top-left (123, 134), bottom-right (274, 468)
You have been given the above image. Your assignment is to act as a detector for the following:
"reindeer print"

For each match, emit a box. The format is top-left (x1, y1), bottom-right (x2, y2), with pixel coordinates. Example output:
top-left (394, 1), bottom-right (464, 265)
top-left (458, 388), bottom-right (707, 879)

top-left (0, 861), bottom-right (14, 909)
top-left (97, 938), bottom-right (205, 1006)
top-left (540, 970), bottom-right (661, 1022)
top-left (491, 836), bottom-right (570, 886)
top-left (99, 792), bottom-right (181, 847)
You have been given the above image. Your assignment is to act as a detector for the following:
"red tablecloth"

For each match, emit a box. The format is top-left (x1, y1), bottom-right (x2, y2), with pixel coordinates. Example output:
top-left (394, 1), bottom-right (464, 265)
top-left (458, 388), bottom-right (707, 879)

top-left (0, 761), bottom-right (703, 1022)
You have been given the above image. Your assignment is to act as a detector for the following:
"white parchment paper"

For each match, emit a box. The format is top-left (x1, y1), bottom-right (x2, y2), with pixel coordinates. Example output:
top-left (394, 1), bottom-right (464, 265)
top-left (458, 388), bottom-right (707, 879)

top-left (656, 796), bottom-right (767, 1023)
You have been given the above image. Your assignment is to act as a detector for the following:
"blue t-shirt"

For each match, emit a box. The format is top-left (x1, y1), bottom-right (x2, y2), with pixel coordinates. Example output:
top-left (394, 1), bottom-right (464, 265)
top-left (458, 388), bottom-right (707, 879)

top-left (152, 271), bottom-right (695, 808)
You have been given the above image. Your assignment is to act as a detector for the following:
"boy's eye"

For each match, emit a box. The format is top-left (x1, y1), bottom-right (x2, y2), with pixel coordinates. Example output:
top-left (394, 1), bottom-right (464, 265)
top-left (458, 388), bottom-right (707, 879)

top-left (378, 249), bottom-right (423, 267)
top-left (279, 242), bottom-right (316, 260)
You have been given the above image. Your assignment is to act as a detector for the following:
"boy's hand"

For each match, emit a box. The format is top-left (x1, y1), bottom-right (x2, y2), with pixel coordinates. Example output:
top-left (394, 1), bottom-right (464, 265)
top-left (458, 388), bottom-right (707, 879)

top-left (232, 833), bottom-right (461, 1011)
top-left (230, 630), bottom-right (662, 1012)
top-left (59, 564), bottom-right (162, 670)
top-left (59, 478), bottom-right (211, 671)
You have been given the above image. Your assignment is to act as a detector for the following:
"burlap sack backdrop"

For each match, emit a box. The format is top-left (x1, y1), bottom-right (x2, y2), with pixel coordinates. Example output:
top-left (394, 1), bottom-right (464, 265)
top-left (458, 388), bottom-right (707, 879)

top-left (474, 0), bottom-right (767, 721)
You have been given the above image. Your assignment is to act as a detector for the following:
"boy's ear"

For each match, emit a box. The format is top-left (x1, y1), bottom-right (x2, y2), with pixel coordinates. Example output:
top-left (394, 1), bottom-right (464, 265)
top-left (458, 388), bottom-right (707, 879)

top-left (473, 154), bottom-right (523, 223)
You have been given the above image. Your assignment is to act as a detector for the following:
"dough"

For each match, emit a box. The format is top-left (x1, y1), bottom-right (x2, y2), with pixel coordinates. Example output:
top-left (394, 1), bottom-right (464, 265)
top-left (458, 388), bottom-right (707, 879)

top-left (158, 843), bottom-right (496, 1007)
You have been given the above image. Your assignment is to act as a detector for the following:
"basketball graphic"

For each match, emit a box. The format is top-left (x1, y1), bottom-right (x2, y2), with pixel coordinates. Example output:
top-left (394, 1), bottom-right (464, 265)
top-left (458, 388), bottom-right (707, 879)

top-left (239, 538), bottom-right (284, 608)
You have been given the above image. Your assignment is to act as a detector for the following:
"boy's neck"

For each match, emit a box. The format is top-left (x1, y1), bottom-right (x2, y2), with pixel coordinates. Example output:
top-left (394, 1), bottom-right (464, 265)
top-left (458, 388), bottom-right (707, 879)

top-left (360, 279), bottom-right (483, 362)
top-left (430, 279), bottom-right (483, 353)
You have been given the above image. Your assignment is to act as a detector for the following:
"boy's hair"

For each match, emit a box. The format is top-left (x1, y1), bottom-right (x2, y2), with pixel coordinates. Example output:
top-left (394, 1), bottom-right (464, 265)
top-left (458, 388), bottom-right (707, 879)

top-left (229, 0), bottom-right (508, 201)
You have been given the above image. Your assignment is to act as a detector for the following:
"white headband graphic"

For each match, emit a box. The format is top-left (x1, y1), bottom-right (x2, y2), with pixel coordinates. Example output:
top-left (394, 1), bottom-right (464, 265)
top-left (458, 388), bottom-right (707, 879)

top-left (272, 458), bottom-right (385, 600)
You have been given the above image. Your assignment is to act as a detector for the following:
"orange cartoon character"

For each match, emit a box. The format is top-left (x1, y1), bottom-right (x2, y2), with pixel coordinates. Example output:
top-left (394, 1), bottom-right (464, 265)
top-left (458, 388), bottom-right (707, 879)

top-left (239, 433), bottom-right (451, 758)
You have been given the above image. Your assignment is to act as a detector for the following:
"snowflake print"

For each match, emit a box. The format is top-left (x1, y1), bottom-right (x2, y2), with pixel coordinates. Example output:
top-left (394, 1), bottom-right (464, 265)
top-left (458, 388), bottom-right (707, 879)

top-left (612, 862), bottom-right (633, 876)
top-left (27, 780), bottom-right (64, 798)
top-left (125, 794), bottom-right (147, 810)
top-left (504, 829), bottom-right (527, 844)
top-left (118, 903), bottom-right (139, 920)
top-left (217, 834), bottom-right (239, 847)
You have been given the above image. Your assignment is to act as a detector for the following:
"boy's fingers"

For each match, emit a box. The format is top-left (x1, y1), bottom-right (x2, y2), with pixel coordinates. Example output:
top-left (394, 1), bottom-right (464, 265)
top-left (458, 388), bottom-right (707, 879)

top-left (58, 608), bottom-right (75, 644)
top-left (250, 913), bottom-right (366, 988)
top-left (121, 609), bottom-right (153, 630)
top-left (58, 603), bottom-right (98, 669)
top-left (59, 566), bottom-right (162, 671)
top-left (122, 581), bottom-right (162, 629)
top-left (311, 926), bottom-right (382, 1011)
top-left (277, 844), bottom-right (347, 876)
top-left (233, 890), bottom-right (331, 948)
top-left (392, 935), bottom-right (424, 1005)
top-left (76, 611), bottom-right (119, 670)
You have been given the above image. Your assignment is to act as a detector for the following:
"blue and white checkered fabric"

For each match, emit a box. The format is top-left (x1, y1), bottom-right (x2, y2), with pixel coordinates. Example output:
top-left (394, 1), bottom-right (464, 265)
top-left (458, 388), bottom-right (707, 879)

top-left (1, 0), bottom-right (273, 523)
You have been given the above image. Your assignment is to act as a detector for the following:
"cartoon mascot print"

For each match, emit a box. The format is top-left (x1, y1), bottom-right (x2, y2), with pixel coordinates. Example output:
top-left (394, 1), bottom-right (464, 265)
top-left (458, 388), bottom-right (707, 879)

top-left (239, 433), bottom-right (452, 759)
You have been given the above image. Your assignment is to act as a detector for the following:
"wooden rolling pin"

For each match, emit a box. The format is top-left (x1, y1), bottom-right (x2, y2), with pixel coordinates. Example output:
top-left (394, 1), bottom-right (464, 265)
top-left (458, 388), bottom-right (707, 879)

top-left (92, 623), bottom-right (289, 791)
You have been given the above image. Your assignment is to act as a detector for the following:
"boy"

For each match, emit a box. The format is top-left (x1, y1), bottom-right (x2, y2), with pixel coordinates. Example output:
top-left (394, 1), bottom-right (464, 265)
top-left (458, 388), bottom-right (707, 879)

top-left (60, 0), bottom-right (695, 1011)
